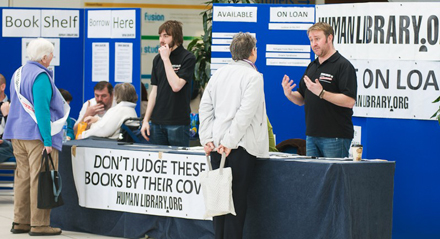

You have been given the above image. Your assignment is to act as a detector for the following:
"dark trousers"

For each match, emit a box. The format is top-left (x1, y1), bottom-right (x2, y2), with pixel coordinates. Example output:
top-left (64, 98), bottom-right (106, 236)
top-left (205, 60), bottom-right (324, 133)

top-left (211, 147), bottom-right (256, 239)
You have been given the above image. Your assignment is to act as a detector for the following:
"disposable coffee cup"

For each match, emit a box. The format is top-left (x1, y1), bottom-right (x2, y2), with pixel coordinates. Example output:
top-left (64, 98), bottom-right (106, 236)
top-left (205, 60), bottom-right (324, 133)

top-left (352, 144), bottom-right (363, 161)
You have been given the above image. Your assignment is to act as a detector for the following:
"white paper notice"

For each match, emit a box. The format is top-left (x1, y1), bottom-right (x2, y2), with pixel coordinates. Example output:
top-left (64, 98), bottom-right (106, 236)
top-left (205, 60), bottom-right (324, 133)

top-left (266, 44), bottom-right (310, 52)
top-left (88, 10), bottom-right (112, 38)
top-left (115, 42), bottom-right (133, 83)
top-left (2, 9), bottom-right (40, 37)
top-left (268, 23), bottom-right (312, 31)
top-left (269, 7), bottom-right (315, 22)
top-left (41, 10), bottom-right (80, 38)
top-left (111, 10), bottom-right (136, 39)
top-left (47, 66), bottom-right (55, 81)
top-left (92, 43), bottom-right (109, 82)
top-left (213, 6), bottom-right (257, 22)
top-left (21, 38), bottom-right (60, 66)
top-left (266, 58), bottom-right (310, 67)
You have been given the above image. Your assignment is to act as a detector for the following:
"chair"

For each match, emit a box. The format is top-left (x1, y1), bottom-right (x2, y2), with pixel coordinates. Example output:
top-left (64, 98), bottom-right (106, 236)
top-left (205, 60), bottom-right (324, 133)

top-left (276, 138), bottom-right (306, 156)
top-left (118, 117), bottom-right (146, 144)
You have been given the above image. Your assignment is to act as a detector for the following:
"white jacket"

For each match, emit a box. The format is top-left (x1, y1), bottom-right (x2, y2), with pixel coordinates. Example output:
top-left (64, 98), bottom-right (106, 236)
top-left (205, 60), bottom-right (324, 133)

top-left (82, 101), bottom-right (137, 139)
top-left (199, 60), bottom-right (269, 158)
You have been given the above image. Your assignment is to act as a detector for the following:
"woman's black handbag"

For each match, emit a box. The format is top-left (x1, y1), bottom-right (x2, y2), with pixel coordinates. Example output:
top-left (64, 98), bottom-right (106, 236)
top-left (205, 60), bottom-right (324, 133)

top-left (37, 149), bottom-right (64, 209)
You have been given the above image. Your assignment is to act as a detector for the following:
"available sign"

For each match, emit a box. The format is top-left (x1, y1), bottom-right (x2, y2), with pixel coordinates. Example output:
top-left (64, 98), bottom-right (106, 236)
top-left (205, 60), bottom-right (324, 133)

top-left (2, 9), bottom-right (80, 38)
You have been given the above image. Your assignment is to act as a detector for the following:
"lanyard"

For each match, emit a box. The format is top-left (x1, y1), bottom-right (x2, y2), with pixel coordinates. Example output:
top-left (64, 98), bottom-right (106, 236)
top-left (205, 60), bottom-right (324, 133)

top-left (241, 59), bottom-right (258, 71)
top-left (13, 66), bottom-right (70, 136)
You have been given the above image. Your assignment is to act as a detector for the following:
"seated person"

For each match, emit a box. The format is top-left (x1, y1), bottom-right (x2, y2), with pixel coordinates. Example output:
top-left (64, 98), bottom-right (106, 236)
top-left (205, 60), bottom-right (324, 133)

top-left (79, 83), bottom-right (138, 139)
top-left (0, 73), bottom-right (14, 163)
top-left (59, 89), bottom-right (75, 140)
top-left (140, 83), bottom-right (148, 118)
top-left (74, 81), bottom-right (116, 134)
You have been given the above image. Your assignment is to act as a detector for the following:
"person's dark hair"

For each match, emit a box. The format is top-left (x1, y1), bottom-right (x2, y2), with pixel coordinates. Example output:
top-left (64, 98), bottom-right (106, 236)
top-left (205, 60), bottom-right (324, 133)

top-left (59, 88), bottom-right (73, 102)
top-left (141, 83), bottom-right (148, 101)
top-left (307, 22), bottom-right (334, 43)
top-left (230, 32), bottom-right (256, 61)
top-left (94, 81), bottom-right (113, 95)
top-left (158, 20), bottom-right (183, 47)
top-left (114, 83), bottom-right (138, 104)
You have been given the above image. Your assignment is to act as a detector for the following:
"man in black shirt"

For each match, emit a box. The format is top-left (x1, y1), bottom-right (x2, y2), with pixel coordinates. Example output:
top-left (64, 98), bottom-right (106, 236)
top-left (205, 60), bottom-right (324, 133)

top-left (281, 22), bottom-right (357, 158)
top-left (141, 20), bottom-right (196, 147)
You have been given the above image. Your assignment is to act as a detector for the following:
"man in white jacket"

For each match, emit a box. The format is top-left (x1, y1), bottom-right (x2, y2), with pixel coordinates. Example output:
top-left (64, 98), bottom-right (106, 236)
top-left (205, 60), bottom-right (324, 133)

top-left (199, 32), bottom-right (268, 239)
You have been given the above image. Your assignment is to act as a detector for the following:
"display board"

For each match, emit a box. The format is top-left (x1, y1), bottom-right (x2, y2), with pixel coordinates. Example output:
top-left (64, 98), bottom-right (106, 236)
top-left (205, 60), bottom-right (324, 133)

top-left (211, 3), bottom-right (316, 143)
top-left (0, 7), bottom-right (84, 119)
top-left (316, 3), bottom-right (440, 238)
top-left (84, 8), bottom-right (141, 114)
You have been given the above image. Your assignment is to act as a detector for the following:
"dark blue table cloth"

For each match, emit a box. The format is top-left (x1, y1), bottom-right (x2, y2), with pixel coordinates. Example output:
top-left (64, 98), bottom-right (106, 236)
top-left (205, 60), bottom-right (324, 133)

top-left (51, 138), bottom-right (395, 239)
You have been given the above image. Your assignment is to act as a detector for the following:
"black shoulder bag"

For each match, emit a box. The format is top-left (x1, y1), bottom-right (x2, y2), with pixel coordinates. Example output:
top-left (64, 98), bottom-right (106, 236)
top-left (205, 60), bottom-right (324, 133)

top-left (37, 149), bottom-right (64, 209)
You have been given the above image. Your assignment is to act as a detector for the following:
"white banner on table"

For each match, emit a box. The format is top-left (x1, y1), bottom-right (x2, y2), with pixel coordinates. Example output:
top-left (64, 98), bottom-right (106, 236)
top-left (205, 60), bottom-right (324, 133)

top-left (316, 3), bottom-right (440, 61)
top-left (352, 59), bottom-right (440, 120)
top-left (72, 147), bottom-right (209, 220)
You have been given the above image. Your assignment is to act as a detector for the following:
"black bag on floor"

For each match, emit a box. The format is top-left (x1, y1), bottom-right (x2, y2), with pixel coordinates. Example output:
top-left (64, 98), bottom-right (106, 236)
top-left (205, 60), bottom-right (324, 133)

top-left (37, 149), bottom-right (64, 209)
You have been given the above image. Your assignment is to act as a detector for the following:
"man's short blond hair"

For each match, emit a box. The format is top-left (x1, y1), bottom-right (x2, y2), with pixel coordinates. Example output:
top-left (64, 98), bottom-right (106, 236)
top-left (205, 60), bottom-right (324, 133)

top-left (307, 22), bottom-right (334, 43)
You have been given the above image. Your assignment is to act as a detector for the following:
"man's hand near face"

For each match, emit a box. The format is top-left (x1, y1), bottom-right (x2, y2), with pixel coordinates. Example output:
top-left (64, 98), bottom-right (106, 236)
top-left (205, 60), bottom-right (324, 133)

top-left (83, 100), bottom-right (105, 119)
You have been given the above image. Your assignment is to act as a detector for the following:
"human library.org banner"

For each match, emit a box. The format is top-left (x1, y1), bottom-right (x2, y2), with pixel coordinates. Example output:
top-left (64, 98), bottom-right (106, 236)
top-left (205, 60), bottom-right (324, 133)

top-left (316, 2), bottom-right (440, 61)
top-left (72, 147), bottom-right (209, 220)
top-left (352, 59), bottom-right (440, 120)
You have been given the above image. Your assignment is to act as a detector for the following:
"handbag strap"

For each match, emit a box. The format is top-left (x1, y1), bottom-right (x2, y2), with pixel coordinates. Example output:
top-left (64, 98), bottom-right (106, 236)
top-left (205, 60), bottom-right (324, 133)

top-left (51, 170), bottom-right (62, 202)
top-left (205, 153), bottom-right (227, 173)
top-left (41, 149), bottom-right (50, 172)
top-left (41, 149), bottom-right (56, 171)
top-left (205, 155), bottom-right (213, 171)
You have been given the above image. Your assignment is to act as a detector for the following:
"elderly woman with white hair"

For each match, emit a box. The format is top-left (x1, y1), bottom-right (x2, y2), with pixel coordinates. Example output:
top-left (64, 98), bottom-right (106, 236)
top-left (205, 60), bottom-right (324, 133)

top-left (4, 38), bottom-right (67, 236)
top-left (80, 82), bottom-right (138, 139)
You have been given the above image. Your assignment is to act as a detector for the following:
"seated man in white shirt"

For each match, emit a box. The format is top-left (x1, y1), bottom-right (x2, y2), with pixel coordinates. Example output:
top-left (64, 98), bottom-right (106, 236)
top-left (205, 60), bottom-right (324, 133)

top-left (74, 81), bottom-right (116, 134)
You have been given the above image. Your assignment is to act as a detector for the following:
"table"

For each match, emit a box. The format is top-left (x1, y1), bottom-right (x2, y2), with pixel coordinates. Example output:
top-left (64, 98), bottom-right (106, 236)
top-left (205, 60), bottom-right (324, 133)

top-left (51, 138), bottom-right (395, 239)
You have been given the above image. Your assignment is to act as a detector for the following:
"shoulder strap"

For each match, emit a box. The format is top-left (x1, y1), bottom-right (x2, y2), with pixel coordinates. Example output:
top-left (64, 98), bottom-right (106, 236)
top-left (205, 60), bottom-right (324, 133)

top-left (13, 66), bottom-right (70, 136)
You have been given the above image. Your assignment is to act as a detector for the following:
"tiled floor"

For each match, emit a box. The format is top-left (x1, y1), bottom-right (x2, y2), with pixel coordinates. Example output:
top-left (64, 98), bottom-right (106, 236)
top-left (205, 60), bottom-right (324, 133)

top-left (0, 193), bottom-right (119, 238)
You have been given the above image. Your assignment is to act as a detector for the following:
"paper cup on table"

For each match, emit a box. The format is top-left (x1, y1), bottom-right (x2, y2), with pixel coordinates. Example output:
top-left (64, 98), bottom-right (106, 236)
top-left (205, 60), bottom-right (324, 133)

top-left (352, 144), bottom-right (363, 161)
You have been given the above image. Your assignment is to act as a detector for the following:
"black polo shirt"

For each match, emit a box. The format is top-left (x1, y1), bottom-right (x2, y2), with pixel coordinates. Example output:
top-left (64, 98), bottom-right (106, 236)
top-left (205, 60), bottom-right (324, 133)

top-left (298, 51), bottom-right (357, 139)
top-left (150, 45), bottom-right (196, 125)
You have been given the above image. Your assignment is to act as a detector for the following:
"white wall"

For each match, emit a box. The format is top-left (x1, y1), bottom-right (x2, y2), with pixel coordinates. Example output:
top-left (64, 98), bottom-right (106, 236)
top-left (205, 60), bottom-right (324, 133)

top-left (10, 0), bottom-right (83, 8)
